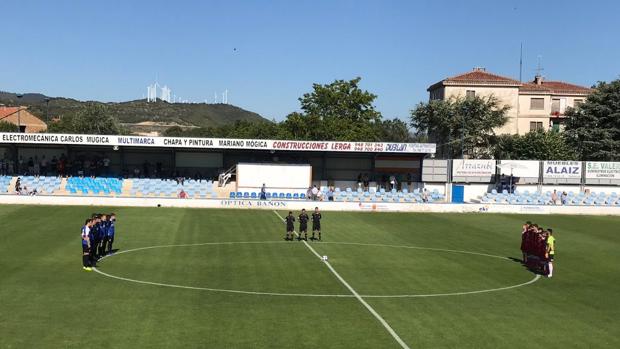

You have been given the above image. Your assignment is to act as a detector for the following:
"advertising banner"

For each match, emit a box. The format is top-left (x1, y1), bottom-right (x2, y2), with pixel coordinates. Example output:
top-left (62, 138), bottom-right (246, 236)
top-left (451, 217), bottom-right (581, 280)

top-left (452, 159), bottom-right (495, 177)
top-left (543, 161), bottom-right (581, 179)
top-left (585, 161), bottom-right (620, 179)
top-left (0, 132), bottom-right (436, 154)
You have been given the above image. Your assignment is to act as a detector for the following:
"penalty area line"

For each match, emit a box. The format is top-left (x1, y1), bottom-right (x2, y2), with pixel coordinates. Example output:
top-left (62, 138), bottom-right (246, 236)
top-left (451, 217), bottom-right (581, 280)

top-left (272, 210), bottom-right (411, 349)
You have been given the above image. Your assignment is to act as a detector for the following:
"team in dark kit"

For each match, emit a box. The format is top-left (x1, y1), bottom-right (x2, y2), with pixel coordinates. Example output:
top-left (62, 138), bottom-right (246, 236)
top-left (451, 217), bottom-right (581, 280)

top-left (80, 213), bottom-right (117, 271)
top-left (520, 221), bottom-right (556, 278)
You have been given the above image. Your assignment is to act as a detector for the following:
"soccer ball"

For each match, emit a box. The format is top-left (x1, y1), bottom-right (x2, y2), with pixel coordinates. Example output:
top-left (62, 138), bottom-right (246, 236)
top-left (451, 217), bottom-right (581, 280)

top-left (322, 255), bottom-right (328, 261)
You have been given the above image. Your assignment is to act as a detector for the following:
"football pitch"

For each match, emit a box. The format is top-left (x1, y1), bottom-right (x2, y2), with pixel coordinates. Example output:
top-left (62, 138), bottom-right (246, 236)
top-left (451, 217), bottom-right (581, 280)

top-left (1, 205), bottom-right (619, 348)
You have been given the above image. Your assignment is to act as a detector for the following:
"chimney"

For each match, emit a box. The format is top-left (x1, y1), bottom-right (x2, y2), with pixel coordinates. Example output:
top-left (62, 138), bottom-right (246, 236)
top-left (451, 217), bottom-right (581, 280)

top-left (534, 75), bottom-right (544, 85)
top-left (473, 67), bottom-right (486, 72)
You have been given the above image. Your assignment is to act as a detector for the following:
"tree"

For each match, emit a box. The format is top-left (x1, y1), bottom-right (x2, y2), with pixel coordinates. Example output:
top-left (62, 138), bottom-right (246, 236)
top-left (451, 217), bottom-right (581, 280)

top-left (410, 95), bottom-right (510, 158)
top-left (165, 77), bottom-right (414, 142)
top-left (375, 118), bottom-right (411, 142)
top-left (281, 77), bottom-right (384, 141)
top-left (492, 130), bottom-right (576, 160)
top-left (0, 121), bottom-right (18, 132)
top-left (47, 103), bottom-right (126, 135)
top-left (564, 79), bottom-right (620, 160)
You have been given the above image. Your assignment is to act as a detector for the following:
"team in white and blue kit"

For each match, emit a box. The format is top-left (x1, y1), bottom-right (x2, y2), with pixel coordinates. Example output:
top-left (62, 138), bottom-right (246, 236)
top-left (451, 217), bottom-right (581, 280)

top-left (81, 213), bottom-right (117, 271)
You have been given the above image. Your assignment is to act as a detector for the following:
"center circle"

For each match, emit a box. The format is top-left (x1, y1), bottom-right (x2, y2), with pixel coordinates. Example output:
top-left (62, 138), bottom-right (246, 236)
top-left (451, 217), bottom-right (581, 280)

top-left (94, 241), bottom-right (539, 298)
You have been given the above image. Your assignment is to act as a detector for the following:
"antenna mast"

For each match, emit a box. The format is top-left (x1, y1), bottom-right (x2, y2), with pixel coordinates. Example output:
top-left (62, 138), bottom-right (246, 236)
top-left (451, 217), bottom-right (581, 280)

top-left (519, 43), bottom-right (523, 82)
top-left (535, 55), bottom-right (544, 77)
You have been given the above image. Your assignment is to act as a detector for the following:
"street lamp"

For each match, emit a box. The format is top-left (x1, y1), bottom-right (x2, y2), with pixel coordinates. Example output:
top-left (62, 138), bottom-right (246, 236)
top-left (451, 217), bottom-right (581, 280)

top-left (16, 94), bottom-right (23, 133)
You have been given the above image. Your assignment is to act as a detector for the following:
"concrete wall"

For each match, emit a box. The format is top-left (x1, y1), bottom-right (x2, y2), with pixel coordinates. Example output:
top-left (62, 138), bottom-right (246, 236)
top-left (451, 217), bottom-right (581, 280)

top-left (1, 194), bottom-right (618, 216)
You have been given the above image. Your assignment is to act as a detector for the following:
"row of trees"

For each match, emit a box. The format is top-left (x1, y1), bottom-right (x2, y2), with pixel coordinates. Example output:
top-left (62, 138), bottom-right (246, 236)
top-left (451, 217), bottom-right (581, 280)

top-left (19, 76), bottom-right (619, 161)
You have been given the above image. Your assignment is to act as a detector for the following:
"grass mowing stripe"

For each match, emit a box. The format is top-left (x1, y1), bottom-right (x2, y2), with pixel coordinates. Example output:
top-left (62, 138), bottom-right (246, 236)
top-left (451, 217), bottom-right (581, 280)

top-left (272, 210), bottom-right (411, 349)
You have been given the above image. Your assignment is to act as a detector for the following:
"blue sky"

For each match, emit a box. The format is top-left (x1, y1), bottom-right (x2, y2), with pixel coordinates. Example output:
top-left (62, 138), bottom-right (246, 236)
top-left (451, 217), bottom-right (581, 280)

top-left (1, 0), bottom-right (618, 121)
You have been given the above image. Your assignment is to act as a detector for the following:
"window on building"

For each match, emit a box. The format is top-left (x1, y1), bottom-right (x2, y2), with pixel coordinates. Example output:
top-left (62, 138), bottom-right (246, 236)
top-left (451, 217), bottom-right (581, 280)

top-left (574, 99), bottom-right (583, 107)
top-left (429, 89), bottom-right (444, 101)
top-left (466, 90), bottom-right (475, 99)
top-left (530, 98), bottom-right (545, 110)
top-left (551, 99), bottom-right (560, 113)
top-left (530, 121), bottom-right (543, 131)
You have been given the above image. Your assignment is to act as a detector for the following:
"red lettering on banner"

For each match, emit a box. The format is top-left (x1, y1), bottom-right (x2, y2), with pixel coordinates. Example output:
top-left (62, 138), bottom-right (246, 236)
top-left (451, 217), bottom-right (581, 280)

top-left (331, 142), bottom-right (351, 150)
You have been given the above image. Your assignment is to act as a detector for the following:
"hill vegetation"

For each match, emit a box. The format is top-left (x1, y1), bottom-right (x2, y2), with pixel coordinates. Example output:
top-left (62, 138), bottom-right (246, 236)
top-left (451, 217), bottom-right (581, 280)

top-left (0, 91), bottom-right (267, 133)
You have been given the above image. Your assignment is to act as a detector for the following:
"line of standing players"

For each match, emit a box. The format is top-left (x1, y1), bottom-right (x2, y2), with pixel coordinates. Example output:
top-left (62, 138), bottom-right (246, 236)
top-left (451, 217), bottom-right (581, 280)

top-left (285, 208), bottom-right (322, 241)
top-left (80, 213), bottom-right (117, 271)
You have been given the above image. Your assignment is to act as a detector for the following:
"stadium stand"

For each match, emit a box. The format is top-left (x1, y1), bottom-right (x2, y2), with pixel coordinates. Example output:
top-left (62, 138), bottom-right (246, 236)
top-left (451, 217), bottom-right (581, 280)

top-left (17, 176), bottom-right (62, 194)
top-left (65, 177), bottom-right (123, 195)
top-left (479, 189), bottom-right (620, 206)
top-left (130, 178), bottom-right (219, 198)
top-left (330, 187), bottom-right (444, 203)
top-left (0, 175), bottom-right (12, 193)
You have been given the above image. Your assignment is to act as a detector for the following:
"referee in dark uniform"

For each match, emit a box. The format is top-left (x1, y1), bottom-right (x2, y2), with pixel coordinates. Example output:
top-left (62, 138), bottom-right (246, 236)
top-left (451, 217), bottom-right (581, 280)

top-left (285, 211), bottom-right (295, 241)
top-left (298, 209), bottom-right (309, 241)
top-left (311, 207), bottom-right (322, 241)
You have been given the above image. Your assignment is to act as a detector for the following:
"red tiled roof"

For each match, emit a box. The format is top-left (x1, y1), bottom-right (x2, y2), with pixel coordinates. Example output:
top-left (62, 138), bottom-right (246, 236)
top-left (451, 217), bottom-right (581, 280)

top-left (444, 70), bottom-right (521, 85)
top-left (0, 106), bottom-right (20, 118)
top-left (428, 69), bottom-right (521, 91)
top-left (519, 80), bottom-right (591, 95)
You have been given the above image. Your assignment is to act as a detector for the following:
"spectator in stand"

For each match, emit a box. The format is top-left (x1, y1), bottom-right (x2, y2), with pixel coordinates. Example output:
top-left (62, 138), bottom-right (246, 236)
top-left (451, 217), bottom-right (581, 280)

top-left (58, 156), bottom-right (66, 176)
top-left (389, 175), bottom-right (397, 191)
top-left (27, 157), bottom-right (34, 175)
top-left (18, 156), bottom-right (24, 175)
top-left (143, 160), bottom-right (150, 177)
top-left (306, 186), bottom-right (313, 201)
top-left (15, 177), bottom-right (21, 192)
top-left (102, 156), bottom-right (110, 176)
top-left (178, 189), bottom-right (188, 199)
top-left (422, 188), bottom-right (429, 202)
top-left (362, 173), bottom-right (370, 191)
top-left (406, 173), bottom-right (413, 192)
top-left (51, 156), bottom-right (58, 175)
top-left (327, 187), bottom-right (334, 201)
top-left (561, 191), bottom-right (568, 205)
top-left (357, 173), bottom-right (363, 190)
top-left (40, 155), bottom-right (48, 176)
top-left (260, 183), bottom-right (267, 200)
top-left (550, 190), bottom-right (558, 205)
top-left (316, 189), bottom-right (324, 201)
top-left (33, 156), bottom-right (40, 176)
top-left (311, 185), bottom-right (319, 201)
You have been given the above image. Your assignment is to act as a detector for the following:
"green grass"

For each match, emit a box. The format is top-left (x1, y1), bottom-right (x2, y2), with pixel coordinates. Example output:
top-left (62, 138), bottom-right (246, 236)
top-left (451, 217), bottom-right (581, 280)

top-left (1, 206), bottom-right (619, 348)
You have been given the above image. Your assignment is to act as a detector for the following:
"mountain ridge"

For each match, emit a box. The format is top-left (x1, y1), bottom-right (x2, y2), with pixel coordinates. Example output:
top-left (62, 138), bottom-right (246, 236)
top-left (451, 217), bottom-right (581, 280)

top-left (0, 91), bottom-right (270, 134)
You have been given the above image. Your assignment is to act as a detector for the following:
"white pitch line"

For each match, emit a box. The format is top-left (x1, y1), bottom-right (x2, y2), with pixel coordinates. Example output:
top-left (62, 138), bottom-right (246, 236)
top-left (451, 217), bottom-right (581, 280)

top-left (93, 241), bottom-right (540, 298)
top-left (273, 211), bottom-right (411, 349)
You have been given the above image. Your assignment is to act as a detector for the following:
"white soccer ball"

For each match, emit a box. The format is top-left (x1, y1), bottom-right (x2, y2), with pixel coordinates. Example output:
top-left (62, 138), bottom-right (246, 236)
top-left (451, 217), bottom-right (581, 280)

top-left (322, 255), bottom-right (328, 261)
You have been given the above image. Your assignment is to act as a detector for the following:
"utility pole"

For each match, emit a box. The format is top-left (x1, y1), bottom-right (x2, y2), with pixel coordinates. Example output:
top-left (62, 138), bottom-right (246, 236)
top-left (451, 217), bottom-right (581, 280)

top-left (16, 94), bottom-right (23, 132)
top-left (44, 98), bottom-right (50, 124)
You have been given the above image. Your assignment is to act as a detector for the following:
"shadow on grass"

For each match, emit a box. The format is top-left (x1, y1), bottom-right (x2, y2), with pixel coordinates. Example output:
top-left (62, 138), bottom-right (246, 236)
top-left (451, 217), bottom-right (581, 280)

top-left (507, 256), bottom-right (546, 275)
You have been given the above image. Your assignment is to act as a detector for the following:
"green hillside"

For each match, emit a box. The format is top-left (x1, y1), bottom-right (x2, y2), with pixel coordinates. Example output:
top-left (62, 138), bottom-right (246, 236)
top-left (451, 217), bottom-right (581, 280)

top-left (0, 91), bottom-right (268, 131)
